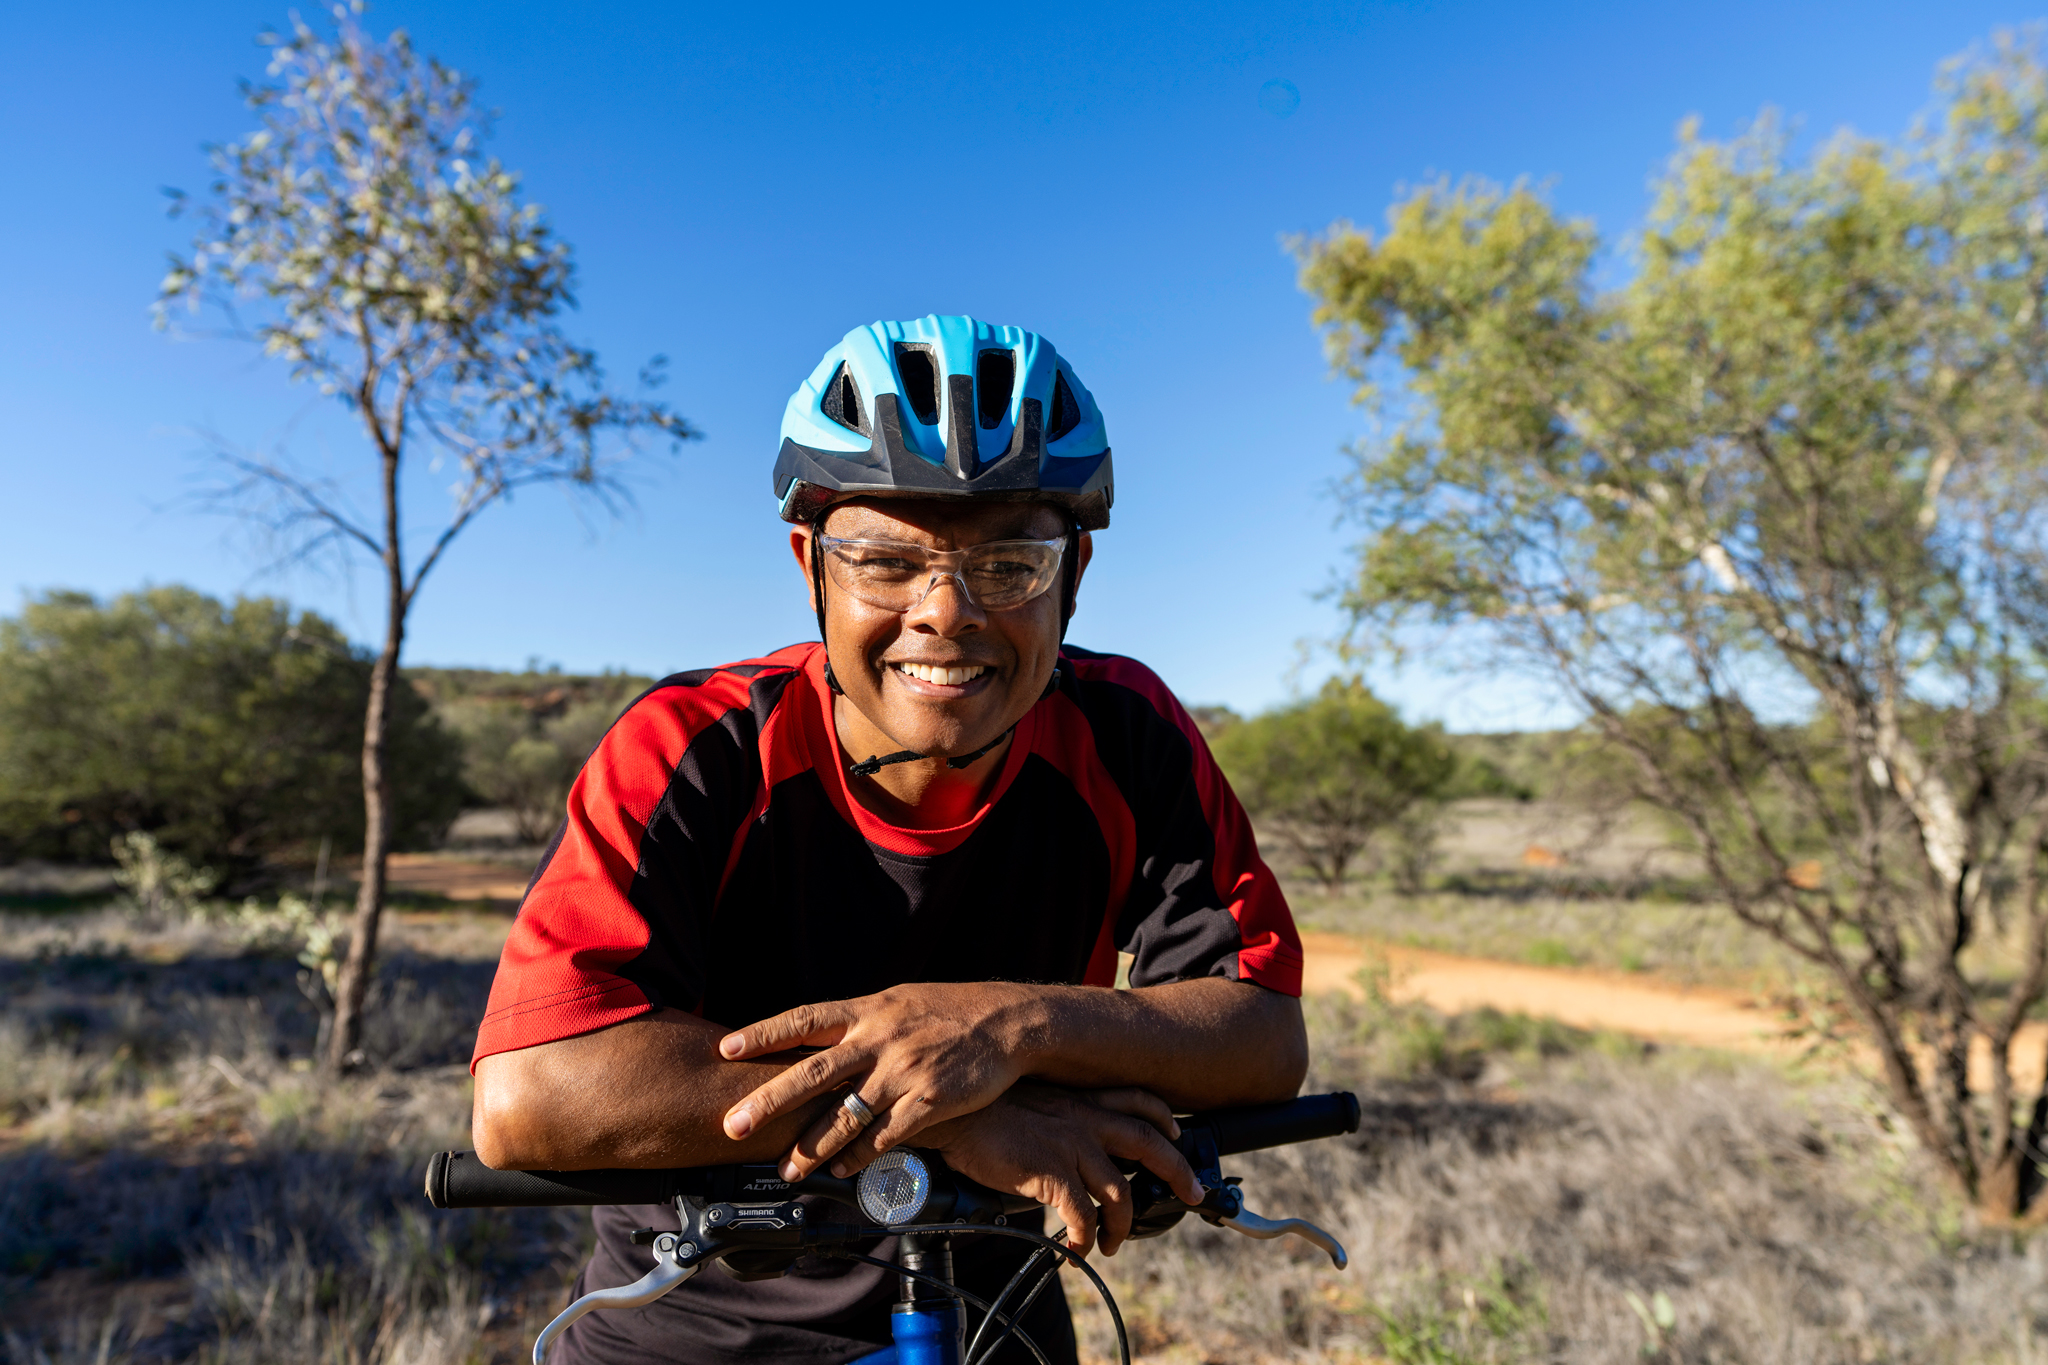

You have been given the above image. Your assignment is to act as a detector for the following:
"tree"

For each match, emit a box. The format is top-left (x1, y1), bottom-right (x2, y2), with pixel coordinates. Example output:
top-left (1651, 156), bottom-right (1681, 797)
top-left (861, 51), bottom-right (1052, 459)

top-left (1210, 678), bottom-right (1456, 892)
top-left (156, 7), bottom-right (697, 1069)
top-left (443, 681), bottom-right (637, 843)
top-left (0, 588), bottom-right (464, 875)
top-left (1298, 35), bottom-right (2048, 1213)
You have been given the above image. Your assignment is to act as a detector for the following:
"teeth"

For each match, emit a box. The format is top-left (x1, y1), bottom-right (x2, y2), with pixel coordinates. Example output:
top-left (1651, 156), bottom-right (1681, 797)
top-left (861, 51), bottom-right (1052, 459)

top-left (894, 662), bottom-right (988, 686)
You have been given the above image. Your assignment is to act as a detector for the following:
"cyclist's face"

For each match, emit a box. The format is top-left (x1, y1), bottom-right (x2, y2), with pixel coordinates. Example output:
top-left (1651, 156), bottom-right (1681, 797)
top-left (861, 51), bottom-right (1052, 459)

top-left (792, 499), bottom-right (1089, 764)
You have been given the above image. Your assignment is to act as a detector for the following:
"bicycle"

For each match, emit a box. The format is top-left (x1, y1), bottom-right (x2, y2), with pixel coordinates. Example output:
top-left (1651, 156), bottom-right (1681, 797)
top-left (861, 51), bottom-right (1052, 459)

top-left (425, 1090), bottom-right (1360, 1365)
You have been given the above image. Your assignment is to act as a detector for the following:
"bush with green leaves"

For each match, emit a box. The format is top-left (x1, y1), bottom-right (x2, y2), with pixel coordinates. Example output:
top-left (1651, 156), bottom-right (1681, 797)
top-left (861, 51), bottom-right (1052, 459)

top-left (440, 680), bottom-right (638, 843)
top-left (1210, 677), bottom-right (1456, 891)
top-left (0, 587), bottom-right (464, 877)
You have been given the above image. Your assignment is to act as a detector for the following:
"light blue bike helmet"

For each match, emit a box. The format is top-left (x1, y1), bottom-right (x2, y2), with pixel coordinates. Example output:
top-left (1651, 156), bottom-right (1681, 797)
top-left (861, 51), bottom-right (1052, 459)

top-left (774, 315), bottom-right (1113, 531)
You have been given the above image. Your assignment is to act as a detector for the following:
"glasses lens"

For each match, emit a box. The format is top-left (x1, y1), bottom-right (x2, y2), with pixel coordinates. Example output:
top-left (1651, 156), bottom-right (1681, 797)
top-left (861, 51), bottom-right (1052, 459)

top-left (823, 538), bottom-right (1063, 612)
top-left (825, 542), bottom-right (928, 611)
top-left (963, 542), bottom-right (1061, 608)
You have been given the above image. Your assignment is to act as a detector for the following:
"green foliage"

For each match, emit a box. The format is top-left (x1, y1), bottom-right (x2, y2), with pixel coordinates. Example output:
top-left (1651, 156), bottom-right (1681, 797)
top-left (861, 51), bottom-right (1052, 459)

top-left (0, 588), bottom-right (464, 875)
top-left (1308, 953), bottom-right (1610, 1084)
top-left (229, 891), bottom-right (350, 999)
top-left (1441, 730), bottom-right (1577, 800)
top-left (1371, 1266), bottom-right (1547, 1365)
top-left (1624, 1287), bottom-right (1679, 1357)
top-left (1184, 704), bottom-right (1241, 740)
top-left (1211, 677), bottom-right (1456, 890)
top-left (110, 832), bottom-right (219, 917)
top-left (437, 676), bottom-right (640, 842)
top-left (157, 7), bottom-right (695, 513)
top-left (1298, 32), bottom-right (2048, 1208)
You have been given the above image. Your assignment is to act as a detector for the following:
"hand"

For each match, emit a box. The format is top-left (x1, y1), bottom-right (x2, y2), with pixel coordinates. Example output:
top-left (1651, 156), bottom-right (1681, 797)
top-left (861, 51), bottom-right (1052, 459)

top-left (718, 983), bottom-right (1046, 1180)
top-left (922, 1085), bottom-right (1205, 1258)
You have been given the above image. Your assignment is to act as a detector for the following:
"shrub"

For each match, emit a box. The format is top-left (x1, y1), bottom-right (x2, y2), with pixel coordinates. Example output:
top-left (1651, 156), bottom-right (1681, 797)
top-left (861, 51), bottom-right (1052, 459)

top-left (1210, 677), bottom-right (1456, 891)
top-left (0, 588), bottom-right (465, 877)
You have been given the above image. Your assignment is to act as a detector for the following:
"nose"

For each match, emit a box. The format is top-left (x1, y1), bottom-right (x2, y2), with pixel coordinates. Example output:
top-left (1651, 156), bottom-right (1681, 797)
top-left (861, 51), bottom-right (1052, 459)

top-left (904, 571), bottom-right (986, 636)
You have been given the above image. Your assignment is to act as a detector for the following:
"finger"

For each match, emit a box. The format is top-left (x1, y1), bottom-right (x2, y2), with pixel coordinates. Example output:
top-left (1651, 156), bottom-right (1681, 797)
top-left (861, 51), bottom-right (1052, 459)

top-left (1100, 1114), bottom-right (1203, 1206)
top-left (827, 1092), bottom-right (942, 1178)
top-left (779, 1087), bottom-right (883, 1181)
top-left (722, 1047), bottom-right (864, 1140)
top-left (1080, 1150), bottom-right (1133, 1255)
top-left (1083, 1087), bottom-right (1181, 1140)
top-left (1042, 1174), bottom-right (1097, 1257)
top-left (719, 1001), bottom-right (857, 1061)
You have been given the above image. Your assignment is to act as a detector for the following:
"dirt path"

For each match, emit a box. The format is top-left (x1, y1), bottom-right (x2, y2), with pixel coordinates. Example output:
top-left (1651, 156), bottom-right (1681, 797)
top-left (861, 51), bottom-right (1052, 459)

top-left (1302, 932), bottom-right (1794, 1054)
top-left (1301, 931), bottom-right (2047, 1092)
top-left (379, 853), bottom-right (534, 903)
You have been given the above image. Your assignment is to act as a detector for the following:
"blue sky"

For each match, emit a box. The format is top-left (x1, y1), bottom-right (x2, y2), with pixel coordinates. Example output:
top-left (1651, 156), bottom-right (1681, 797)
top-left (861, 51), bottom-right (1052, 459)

top-left (1, 0), bottom-right (2036, 729)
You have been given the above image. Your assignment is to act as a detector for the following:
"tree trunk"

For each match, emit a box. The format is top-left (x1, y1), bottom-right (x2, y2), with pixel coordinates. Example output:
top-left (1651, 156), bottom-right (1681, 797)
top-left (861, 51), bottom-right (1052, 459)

top-left (327, 444), bottom-right (406, 1073)
top-left (327, 621), bottom-right (401, 1071)
top-left (1982, 1044), bottom-right (2048, 1220)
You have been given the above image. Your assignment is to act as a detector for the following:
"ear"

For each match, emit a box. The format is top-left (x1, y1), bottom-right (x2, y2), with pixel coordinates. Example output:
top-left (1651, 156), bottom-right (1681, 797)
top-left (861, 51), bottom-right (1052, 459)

top-left (790, 526), bottom-right (819, 614)
top-left (1070, 531), bottom-right (1094, 605)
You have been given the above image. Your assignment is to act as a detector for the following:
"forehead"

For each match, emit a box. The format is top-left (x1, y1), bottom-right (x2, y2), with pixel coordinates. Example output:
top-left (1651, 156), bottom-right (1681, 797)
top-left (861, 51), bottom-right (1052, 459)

top-left (820, 498), bottom-right (1067, 543)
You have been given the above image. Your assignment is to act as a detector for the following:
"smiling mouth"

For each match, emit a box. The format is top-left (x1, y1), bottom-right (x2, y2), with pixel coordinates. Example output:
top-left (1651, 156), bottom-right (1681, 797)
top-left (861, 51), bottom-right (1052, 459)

top-left (891, 662), bottom-right (990, 686)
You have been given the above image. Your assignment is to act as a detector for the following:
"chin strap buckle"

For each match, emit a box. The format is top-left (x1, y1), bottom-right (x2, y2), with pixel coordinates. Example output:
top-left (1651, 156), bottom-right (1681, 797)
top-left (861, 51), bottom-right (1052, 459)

top-left (846, 748), bottom-right (924, 778)
top-left (846, 726), bottom-right (1014, 779)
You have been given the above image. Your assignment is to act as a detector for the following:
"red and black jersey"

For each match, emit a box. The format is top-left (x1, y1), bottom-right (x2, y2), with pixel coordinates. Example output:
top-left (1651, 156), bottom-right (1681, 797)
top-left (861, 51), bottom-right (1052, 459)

top-left (473, 640), bottom-right (1300, 1365)
top-left (475, 641), bottom-right (1298, 1059)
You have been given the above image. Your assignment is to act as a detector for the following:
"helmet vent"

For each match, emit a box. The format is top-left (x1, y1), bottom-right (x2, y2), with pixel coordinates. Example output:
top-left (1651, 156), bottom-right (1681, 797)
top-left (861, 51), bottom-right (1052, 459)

top-left (821, 363), bottom-right (865, 433)
top-left (893, 344), bottom-right (942, 426)
top-left (975, 350), bottom-right (1015, 430)
top-left (1047, 369), bottom-right (1081, 443)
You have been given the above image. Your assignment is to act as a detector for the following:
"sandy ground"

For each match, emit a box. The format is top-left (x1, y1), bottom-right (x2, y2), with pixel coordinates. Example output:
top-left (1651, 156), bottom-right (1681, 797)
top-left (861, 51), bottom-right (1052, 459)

top-left (383, 851), bottom-right (535, 902)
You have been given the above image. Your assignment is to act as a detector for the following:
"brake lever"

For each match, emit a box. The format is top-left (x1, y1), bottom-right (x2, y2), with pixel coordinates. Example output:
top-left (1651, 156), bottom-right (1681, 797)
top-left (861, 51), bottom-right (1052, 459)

top-left (533, 1232), bottom-right (702, 1365)
top-left (1220, 1205), bottom-right (1348, 1270)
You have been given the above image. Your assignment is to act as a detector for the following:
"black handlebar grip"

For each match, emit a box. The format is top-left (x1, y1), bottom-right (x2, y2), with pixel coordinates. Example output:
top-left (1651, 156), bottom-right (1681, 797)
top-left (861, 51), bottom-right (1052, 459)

top-left (1194, 1092), bottom-right (1360, 1157)
top-left (424, 1151), bottom-right (687, 1209)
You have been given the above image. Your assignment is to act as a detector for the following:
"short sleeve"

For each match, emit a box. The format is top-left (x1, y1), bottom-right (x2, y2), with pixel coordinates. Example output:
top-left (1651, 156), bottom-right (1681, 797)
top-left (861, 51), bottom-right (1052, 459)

top-left (1072, 654), bottom-right (1302, 996)
top-left (470, 668), bottom-right (782, 1068)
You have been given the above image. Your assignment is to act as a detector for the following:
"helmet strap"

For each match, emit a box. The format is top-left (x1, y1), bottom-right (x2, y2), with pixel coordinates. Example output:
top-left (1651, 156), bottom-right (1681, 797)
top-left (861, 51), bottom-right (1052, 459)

top-left (1057, 517), bottom-right (1081, 640)
top-left (810, 513), bottom-right (846, 697)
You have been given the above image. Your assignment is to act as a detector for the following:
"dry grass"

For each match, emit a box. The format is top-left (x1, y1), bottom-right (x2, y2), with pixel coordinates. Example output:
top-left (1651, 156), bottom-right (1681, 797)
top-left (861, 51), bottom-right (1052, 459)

top-left (0, 906), bottom-right (583, 1365)
top-left (7, 901), bottom-right (2048, 1364)
top-left (1069, 989), bottom-right (2048, 1364)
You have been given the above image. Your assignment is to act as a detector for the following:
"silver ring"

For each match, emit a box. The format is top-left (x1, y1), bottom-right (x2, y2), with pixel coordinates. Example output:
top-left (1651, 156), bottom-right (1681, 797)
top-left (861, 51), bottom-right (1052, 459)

top-left (840, 1092), bottom-right (877, 1128)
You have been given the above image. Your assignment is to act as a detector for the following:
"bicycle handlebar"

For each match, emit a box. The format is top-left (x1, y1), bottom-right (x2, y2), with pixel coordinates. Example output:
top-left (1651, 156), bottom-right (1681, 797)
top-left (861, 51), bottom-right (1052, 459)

top-left (1205, 1091), bottom-right (1360, 1157)
top-left (424, 1092), bottom-right (1360, 1212)
top-left (426, 1154), bottom-right (691, 1208)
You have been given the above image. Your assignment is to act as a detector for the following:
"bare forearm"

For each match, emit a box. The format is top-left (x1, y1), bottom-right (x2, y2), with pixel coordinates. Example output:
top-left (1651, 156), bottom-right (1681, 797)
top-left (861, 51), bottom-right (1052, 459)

top-left (1015, 978), bottom-right (1306, 1109)
top-left (472, 1008), bottom-right (836, 1170)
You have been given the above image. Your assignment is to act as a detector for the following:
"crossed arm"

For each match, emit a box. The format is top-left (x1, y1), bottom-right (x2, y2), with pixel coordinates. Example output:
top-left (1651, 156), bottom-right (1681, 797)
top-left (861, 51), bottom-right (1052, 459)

top-left (472, 975), bottom-right (1306, 1253)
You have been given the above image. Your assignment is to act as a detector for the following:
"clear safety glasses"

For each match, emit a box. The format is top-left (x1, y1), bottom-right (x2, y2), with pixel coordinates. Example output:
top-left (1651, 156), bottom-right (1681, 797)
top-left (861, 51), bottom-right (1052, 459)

top-left (818, 534), bottom-right (1067, 613)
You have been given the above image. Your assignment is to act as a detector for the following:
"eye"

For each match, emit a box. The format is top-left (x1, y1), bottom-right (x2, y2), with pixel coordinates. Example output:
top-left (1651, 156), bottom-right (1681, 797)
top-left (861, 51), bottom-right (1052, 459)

top-left (973, 559), bottom-right (1036, 579)
top-left (835, 546), bottom-right (922, 577)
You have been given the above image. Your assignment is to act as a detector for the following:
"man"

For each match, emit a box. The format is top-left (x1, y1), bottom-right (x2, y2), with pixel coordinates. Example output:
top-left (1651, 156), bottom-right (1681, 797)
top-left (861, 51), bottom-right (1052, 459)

top-left (470, 315), bottom-right (1306, 1365)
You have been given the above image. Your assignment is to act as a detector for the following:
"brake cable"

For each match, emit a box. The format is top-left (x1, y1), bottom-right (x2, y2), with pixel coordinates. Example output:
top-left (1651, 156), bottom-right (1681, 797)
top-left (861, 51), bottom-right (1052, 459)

top-left (831, 1221), bottom-right (1132, 1365)
top-left (963, 1245), bottom-right (1060, 1365)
